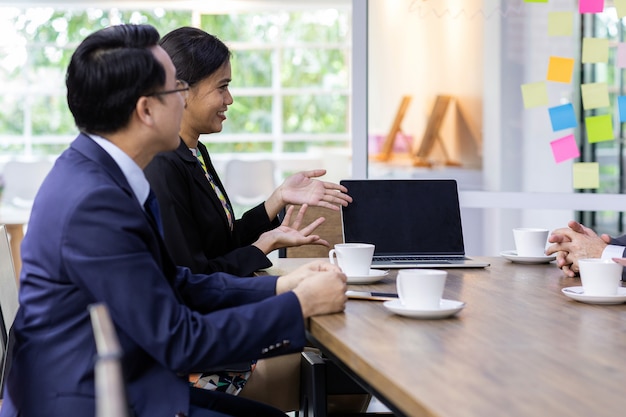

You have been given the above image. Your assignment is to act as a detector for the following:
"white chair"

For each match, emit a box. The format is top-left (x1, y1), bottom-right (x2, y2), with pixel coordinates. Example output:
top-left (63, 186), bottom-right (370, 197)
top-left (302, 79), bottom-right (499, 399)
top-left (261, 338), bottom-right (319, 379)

top-left (89, 303), bottom-right (130, 417)
top-left (1, 160), bottom-right (53, 208)
top-left (0, 224), bottom-right (19, 404)
top-left (222, 159), bottom-right (276, 215)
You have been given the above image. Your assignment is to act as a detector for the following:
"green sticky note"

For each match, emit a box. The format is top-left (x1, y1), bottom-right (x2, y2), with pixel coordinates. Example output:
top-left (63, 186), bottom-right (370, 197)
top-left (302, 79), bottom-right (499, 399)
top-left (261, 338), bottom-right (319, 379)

top-left (521, 82), bottom-right (549, 108)
top-left (616, 0), bottom-right (626, 17)
top-left (581, 83), bottom-right (610, 110)
top-left (573, 163), bottom-right (599, 189)
top-left (547, 56), bottom-right (575, 83)
top-left (582, 38), bottom-right (609, 63)
top-left (585, 114), bottom-right (614, 143)
top-left (548, 12), bottom-right (573, 36)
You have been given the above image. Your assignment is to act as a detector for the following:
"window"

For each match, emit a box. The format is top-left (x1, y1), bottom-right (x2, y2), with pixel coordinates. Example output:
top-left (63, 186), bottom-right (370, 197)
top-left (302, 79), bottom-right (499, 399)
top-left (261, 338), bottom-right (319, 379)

top-left (0, 3), bottom-right (352, 173)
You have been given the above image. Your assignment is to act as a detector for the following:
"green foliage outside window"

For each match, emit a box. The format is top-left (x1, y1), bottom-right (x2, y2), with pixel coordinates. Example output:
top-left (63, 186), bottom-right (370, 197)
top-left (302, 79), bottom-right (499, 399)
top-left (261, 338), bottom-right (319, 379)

top-left (0, 6), bottom-right (350, 158)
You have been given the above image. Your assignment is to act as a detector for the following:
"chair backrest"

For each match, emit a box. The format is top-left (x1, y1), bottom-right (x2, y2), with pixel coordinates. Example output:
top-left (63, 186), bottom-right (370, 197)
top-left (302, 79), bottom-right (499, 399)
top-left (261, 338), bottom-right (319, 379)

top-left (88, 303), bottom-right (130, 417)
top-left (1, 160), bottom-right (53, 208)
top-left (0, 224), bottom-right (19, 400)
top-left (222, 159), bottom-right (276, 206)
top-left (281, 205), bottom-right (343, 258)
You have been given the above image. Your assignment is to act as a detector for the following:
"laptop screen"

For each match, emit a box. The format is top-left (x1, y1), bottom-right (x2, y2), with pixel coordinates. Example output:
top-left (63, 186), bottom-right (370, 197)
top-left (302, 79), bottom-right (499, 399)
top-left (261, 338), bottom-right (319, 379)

top-left (340, 179), bottom-right (466, 256)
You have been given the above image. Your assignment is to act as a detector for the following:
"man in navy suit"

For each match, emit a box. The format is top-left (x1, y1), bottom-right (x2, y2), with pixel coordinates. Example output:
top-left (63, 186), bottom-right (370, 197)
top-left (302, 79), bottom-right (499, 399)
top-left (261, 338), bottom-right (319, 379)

top-left (0, 24), bottom-right (347, 417)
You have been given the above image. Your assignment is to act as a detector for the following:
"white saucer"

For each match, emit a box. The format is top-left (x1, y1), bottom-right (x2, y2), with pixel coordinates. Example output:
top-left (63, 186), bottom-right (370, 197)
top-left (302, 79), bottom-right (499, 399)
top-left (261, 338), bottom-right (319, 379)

top-left (346, 269), bottom-right (388, 284)
top-left (500, 250), bottom-right (556, 264)
top-left (383, 299), bottom-right (465, 319)
top-left (561, 286), bottom-right (626, 305)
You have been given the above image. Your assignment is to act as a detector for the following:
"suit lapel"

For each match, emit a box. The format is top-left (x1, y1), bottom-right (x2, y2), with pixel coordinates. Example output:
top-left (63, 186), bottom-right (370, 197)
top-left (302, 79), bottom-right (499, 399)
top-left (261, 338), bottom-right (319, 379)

top-left (71, 134), bottom-right (181, 299)
top-left (173, 139), bottom-right (233, 231)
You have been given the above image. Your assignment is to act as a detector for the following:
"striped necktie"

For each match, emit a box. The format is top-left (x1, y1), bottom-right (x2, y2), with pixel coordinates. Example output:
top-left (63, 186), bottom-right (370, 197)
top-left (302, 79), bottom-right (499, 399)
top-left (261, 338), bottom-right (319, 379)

top-left (192, 148), bottom-right (234, 230)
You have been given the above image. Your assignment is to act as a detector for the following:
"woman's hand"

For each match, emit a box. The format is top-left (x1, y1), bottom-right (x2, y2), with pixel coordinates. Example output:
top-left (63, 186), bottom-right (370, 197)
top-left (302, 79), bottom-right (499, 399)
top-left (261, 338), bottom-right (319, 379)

top-left (252, 204), bottom-right (329, 254)
top-left (264, 170), bottom-right (352, 219)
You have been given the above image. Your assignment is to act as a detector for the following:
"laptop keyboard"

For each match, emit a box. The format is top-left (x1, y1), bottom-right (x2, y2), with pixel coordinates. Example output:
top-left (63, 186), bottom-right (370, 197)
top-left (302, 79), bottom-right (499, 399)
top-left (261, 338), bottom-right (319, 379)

top-left (375, 256), bottom-right (464, 262)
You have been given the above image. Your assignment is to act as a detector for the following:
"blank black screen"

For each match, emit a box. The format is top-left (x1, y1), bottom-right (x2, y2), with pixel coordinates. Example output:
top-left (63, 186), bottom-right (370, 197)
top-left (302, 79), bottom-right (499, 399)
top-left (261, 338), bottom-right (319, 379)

top-left (340, 179), bottom-right (465, 256)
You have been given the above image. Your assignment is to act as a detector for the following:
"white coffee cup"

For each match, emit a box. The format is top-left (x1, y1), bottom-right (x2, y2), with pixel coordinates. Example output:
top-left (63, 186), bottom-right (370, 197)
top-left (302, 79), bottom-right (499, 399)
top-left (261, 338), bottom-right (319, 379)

top-left (328, 243), bottom-right (375, 276)
top-left (396, 269), bottom-right (447, 310)
top-left (513, 228), bottom-right (549, 257)
top-left (578, 258), bottom-right (623, 296)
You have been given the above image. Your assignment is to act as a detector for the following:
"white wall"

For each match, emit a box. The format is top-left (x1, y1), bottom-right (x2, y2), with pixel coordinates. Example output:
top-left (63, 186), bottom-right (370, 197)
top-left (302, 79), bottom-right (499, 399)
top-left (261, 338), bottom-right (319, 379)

top-left (367, 0), bottom-right (484, 168)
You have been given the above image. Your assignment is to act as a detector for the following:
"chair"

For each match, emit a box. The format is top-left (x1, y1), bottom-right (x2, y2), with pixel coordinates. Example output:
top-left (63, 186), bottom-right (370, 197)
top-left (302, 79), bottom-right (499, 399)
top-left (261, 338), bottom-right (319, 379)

top-left (88, 303), bottom-right (130, 417)
top-left (0, 224), bottom-right (19, 404)
top-left (222, 159), bottom-right (276, 216)
top-left (279, 205), bottom-right (343, 258)
top-left (1, 160), bottom-right (53, 208)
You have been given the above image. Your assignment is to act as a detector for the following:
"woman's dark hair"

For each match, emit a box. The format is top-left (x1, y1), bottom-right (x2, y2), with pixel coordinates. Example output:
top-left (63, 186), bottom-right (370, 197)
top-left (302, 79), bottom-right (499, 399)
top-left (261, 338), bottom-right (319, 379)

top-left (66, 24), bottom-right (165, 134)
top-left (159, 27), bottom-right (231, 86)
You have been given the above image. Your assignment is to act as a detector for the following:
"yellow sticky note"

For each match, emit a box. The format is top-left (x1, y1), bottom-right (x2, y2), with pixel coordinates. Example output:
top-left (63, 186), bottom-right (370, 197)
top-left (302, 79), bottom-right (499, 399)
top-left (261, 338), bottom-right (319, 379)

top-left (548, 12), bottom-right (573, 36)
top-left (616, 0), bottom-right (626, 18)
top-left (585, 114), bottom-right (614, 143)
top-left (547, 56), bottom-right (575, 83)
top-left (581, 82), bottom-right (610, 110)
top-left (573, 162), bottom-right (599, 189)
top-left (521, 82), bottom-right (549, 108)
top-left (582, 38), bottom-right (609, 63)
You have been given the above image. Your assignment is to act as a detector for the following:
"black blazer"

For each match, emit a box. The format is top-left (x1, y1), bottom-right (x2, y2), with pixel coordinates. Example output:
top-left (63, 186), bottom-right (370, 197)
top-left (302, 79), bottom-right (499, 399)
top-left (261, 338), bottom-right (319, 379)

top-left (145, 139), bottom-right (279, 276)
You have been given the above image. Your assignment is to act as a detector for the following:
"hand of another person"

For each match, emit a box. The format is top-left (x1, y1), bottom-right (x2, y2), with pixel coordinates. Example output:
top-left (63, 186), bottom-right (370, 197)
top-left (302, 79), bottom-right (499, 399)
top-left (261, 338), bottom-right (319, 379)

top-left (264, 170), bottom-right (352, 218)
top-left (545, 220), bottom-right (608, 277)
top-left (612, 258), bottom-right (626, 267)
top-left (253, 204), bottom-right (329, 254)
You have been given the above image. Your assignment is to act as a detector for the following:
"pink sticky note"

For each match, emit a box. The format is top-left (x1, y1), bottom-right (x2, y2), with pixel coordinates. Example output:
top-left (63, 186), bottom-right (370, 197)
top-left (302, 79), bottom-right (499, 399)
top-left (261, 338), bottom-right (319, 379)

top-left (618, 43), bottom-right (626, 68)
top-left (579, 0), bottom-right (605, 13)
top-left (550, 134), bottom-right (580, 163)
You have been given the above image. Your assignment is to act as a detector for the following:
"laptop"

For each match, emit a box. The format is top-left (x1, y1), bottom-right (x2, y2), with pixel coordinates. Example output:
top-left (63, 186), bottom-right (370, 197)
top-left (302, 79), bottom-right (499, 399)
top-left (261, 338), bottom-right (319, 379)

top-left (340, 179), bottom-right (489, 269)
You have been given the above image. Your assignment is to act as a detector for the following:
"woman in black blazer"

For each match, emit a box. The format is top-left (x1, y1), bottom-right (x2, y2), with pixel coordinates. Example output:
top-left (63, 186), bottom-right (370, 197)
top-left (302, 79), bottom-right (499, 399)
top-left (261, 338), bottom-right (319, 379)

top-left (145, 28), bottom-right (351, 278)
top-left (144, 27), bottom-right (352, 412)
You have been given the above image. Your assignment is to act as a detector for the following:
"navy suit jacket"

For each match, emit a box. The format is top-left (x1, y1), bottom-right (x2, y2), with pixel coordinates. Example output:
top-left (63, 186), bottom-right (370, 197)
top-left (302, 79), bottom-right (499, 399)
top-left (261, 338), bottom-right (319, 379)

top-left (0, 134), bottom-right (305, 417)
top-left (144, 139), bottom-right (279, 276)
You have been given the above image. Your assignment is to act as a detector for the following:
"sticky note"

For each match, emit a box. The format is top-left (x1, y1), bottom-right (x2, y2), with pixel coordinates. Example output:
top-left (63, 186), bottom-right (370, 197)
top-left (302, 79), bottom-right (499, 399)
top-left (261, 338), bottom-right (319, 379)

top-left (550, 135), bottom-right (580, 163)
top-left (521, 82), bottom-right (549, 108)
top-left (549, 104), bottom-right (577, 131)
top-left (619, 96), bottom-right (626, 122)
top-left (581, 83), bottom-right (610, 110)
top-left (579, 0), bottom-right (605, 13)
top-left (617, 0), bottom-right (626, 18)
top-left (548, 12), bottom-right (574, 36)
top-left (582, 38), bottom-right (609, 63)
top-left (585, 114), bottom-right (613, 143)
top-left (547, 56), bottom-right (575, 83)
top-left (573, 163), bottom-right (599, 189)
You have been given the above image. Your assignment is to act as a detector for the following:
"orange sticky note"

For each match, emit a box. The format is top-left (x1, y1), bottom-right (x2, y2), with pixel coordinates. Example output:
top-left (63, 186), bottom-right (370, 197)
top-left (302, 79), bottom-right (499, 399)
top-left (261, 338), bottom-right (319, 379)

top-left (547, 56), bottom-right (575, 83)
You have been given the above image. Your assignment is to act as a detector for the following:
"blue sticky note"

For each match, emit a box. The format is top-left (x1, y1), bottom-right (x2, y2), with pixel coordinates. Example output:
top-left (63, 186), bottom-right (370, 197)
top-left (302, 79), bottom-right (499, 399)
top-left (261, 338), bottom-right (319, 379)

top-left (619, 96), bottom-right (626, 122)
top-left (548, 103), bottom-right (577, 131)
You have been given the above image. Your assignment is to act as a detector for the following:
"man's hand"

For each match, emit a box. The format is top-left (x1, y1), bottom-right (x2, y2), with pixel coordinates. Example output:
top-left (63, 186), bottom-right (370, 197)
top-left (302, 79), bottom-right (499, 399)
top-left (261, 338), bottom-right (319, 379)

top-left (545, 220), bottom-right (608, 277)
top-left (276, 261), bottom-right (347, 318)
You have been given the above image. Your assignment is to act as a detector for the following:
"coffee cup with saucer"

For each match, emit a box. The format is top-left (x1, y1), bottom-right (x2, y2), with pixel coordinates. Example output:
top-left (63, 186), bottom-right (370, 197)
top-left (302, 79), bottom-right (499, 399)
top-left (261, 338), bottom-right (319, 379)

top-left (383, 269), bottom-right (465, 319)
top-left (561, 258), bottom-right (626, 305)
top-left (501, 228), bottom-right (553, 264)
top-left (328, 243), bottom-right (385, 283)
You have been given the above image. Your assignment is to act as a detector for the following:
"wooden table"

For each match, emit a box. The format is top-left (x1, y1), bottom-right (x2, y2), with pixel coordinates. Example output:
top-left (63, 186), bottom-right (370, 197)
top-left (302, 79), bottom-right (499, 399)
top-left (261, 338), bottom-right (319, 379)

top-left (264, 257), bottom-right (626, 417)
top-left (0, 205), bottom-right (30, 281)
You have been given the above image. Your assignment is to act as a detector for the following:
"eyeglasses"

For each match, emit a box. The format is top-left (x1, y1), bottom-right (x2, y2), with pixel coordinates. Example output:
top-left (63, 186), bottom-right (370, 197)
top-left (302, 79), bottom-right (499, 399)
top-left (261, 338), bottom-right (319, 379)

top-left (146, 79), bottom-right (190, 100)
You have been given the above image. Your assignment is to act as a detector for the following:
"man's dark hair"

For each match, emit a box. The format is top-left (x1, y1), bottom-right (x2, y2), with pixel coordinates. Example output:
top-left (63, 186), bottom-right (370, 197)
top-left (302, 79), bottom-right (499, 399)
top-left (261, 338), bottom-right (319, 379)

top-left (66, 24), bottom-right (165, 134)
top-left (159, 27), bottom-right (231, 87)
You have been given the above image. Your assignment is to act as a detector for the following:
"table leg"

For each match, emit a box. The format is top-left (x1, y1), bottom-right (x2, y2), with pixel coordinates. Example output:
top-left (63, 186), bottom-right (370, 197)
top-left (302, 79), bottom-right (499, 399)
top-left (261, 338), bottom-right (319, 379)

top-left (5, 224), bottom-right (23, 284)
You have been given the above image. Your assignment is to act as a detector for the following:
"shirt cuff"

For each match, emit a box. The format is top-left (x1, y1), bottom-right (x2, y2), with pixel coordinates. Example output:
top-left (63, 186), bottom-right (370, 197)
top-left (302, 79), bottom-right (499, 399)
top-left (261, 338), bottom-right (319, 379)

top-left (602, 245), bottom-right (625, 259)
